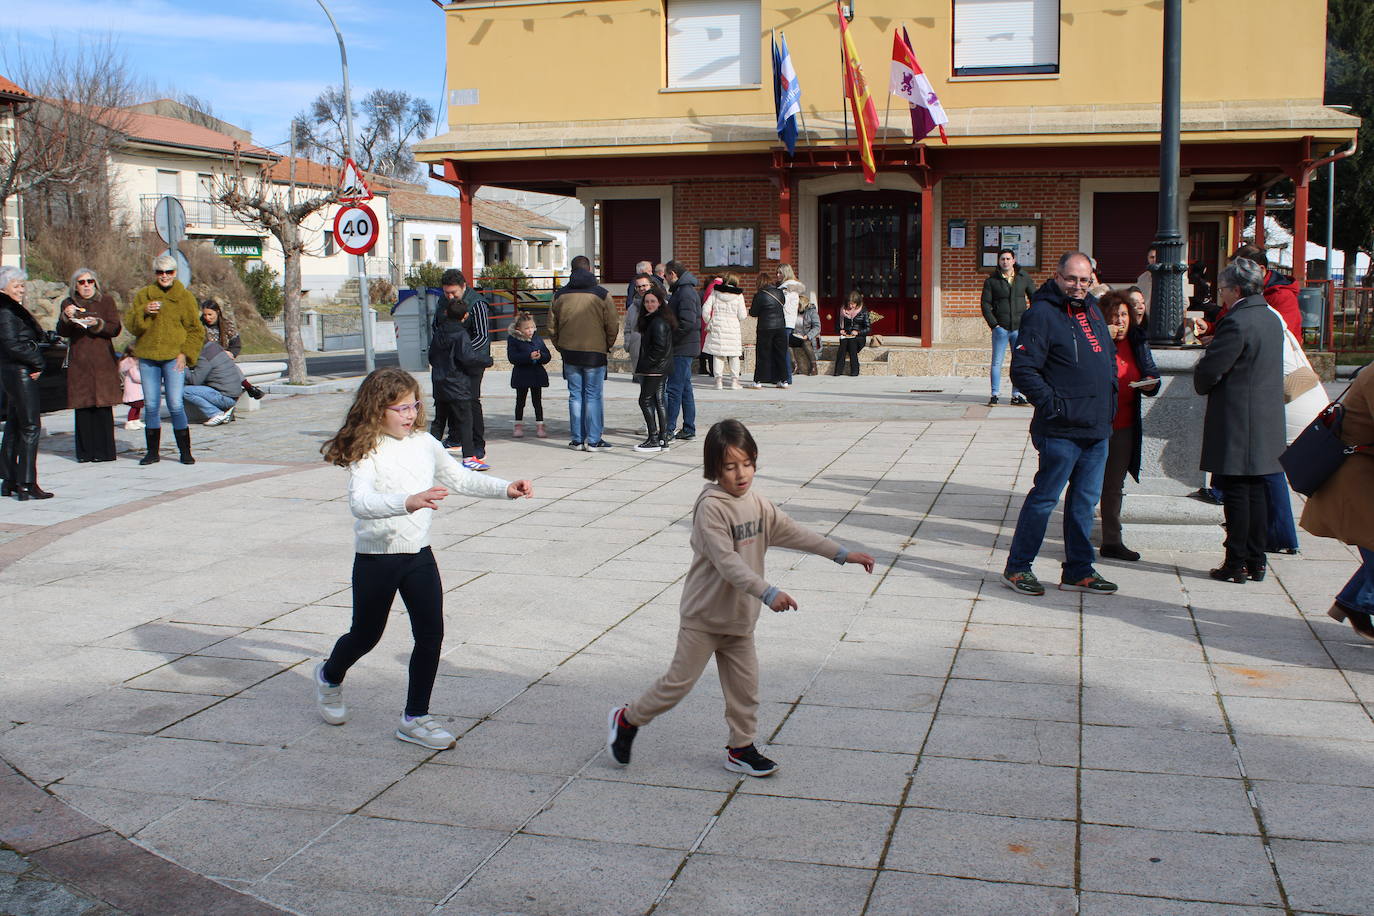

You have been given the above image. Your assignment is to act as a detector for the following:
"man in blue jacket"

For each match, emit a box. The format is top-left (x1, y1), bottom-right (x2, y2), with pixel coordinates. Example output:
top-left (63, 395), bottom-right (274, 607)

top-left (1003, 251), bottom-right (1120, 596)
top-left (662, 260), bottom-right (701, 441)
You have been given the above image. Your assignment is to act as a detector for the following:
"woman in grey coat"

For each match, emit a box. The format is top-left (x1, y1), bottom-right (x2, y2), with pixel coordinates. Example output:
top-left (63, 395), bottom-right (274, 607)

top-left (1193, 258), bottom-right (1286, 583)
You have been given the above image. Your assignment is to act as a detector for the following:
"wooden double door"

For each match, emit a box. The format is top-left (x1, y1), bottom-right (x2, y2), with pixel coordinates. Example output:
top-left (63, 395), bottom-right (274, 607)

top-left (817, 190), bottom-right (922, 338)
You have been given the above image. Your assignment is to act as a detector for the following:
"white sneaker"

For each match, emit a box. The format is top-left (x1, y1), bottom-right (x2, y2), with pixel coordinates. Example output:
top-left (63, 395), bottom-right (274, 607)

top-left (396, 714), bottom-right (456, 750)
top-left (731, 380), bottom-right (742, 390)
top-left (205, 407), bottom-right (234, 426)
top-left (744, 382), bottom-right (762, 389)
top-left (124, 419), bottom-right (144, 430)
top-left (314, 662), bottom-right (347, 725)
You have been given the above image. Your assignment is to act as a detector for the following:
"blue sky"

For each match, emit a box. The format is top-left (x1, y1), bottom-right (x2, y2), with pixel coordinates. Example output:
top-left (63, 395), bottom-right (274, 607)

top-left (5, 0), bottom-right (449, 160)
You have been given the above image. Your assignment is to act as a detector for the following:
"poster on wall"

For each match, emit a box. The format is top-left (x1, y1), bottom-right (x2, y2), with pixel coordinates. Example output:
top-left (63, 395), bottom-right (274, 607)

top-left (700, 223), bottom-right (759, 271)
top-left (975, 220), bottom-right (1042, 271)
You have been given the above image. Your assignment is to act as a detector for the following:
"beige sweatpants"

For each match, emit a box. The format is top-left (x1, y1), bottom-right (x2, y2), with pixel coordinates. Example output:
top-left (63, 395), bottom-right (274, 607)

top-left (710, 355), bottom-right (743, 384)
top-left (627, 626), bottom-right (759, 748)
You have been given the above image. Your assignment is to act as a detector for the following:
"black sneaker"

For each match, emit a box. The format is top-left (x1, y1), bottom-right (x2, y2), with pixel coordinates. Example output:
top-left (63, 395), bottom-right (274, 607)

top-left (1010, 394), bottom-right (1028, 406)
top-left (634, 437), bottom-right (661, 453)
top-left (725, 743), bottom-right (778, 777)
top-left (1001, 570), bottom-right (1045, 596)
top-left (245, 384), bottom-right (266, 400)
top-left (1100, 543), bottom-right (1141, 562)
top-left (568, 440), bottom-right (583, 450)
top-left (607, 706), bottom-right (637, 766)
top-left (988, 395), bottom-right (999, 406)
top-left (1059, 571), bottom-right (1119, 593)
top-left (673, 430), bottom-right (695, 441)
top-left (585, 441), bottom-right (612, 451)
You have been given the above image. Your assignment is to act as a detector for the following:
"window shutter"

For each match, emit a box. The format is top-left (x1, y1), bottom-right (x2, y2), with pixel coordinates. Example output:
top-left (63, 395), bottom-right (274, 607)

top-left (666, 0), bottom-right (761, 89)
top-left (953, 0), bottom-right (1059, 74)
top-left (1092, 192), bottom-right (1158, 285)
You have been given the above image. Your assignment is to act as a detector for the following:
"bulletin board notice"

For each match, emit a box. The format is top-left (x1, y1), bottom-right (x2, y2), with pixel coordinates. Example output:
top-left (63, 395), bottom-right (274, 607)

top-left (976, 220), bottom-right (1042, 271)
top-left (700, 223), bottom-right (759, 271)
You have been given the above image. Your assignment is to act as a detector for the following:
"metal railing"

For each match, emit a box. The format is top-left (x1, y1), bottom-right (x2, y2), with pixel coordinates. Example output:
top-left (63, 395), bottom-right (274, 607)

top-left (138, 194), bottom-right (248, 232)
top-left (1327, 284), bottom-right (1373, 361)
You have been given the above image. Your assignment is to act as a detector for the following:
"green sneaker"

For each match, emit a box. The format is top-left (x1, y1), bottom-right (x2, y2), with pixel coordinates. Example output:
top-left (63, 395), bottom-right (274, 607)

top-left (1059, 571), bottom-right (1118, 594)
top-left (1001, 570), bottom-right (1045, 596)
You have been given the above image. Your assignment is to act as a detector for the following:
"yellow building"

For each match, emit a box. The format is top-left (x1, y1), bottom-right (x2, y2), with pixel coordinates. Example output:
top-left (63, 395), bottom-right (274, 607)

top-left (416, 0), bottom-right (1357, 346)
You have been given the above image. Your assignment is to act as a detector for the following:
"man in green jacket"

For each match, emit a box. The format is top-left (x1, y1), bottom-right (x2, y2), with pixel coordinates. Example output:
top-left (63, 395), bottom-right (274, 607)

top-left (980, 248), bottom-right (1033, 407)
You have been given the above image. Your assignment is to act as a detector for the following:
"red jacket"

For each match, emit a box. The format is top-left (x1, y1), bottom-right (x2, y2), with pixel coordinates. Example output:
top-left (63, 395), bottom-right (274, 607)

top-left (1262, 270), bottom-right (1302, 338)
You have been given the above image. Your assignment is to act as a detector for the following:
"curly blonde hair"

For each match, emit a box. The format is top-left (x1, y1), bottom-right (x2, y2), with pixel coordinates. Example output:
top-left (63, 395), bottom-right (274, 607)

top-left (321, 367), bottom-right (426, 467)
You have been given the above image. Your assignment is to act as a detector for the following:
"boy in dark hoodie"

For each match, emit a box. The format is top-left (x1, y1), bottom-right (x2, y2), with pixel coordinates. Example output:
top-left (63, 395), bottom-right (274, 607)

top-left (429, 296), bottom-right (493, 471)
top-left (606, 419), bottom-right (875, 777)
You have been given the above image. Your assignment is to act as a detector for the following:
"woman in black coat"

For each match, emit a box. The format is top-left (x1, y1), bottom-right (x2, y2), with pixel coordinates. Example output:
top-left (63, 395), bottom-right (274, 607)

top-left (1098, 291), bottom-right (1160, 561)
top-left (634, 288), bottom-right (677, 452)
top-left (748, 274), bottom-right (788, 387)
top-left (1194, 258), bottom-right (1286, 583)
top-left (0, 267), bottom-right (53, 499)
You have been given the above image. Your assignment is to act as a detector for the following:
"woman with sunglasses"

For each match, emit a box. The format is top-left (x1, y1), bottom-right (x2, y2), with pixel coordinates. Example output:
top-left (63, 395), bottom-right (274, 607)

top-left (58, 268), bottom-right (123, 463)
top-left (124, 254), bottom-right (204, 465)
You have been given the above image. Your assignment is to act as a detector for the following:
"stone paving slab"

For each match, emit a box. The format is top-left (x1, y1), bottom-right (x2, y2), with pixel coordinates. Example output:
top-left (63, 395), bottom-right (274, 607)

top-left (0, 373), bottom-right (1371, 914)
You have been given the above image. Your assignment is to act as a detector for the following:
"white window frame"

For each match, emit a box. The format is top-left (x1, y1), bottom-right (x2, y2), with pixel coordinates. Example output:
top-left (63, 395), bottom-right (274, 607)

top-left (664, 0), bottom-right (762, 91)
top-left (952, 0), bottom-right (1059, 77)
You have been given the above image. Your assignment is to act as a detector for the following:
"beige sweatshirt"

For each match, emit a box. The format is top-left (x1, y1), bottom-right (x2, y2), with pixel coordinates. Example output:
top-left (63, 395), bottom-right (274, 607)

top-left (680, 484), bottom-right (847, 636)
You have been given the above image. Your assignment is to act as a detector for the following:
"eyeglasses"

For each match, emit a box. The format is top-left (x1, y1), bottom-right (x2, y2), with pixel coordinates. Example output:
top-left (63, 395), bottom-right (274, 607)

top-left (386, 401), bottom-right (422, 415)
top-left (1058, 274), bottom-right (1093, 286)
top-left (76, 278), bottom-right (96, 285)
top-left (155, 270), bottom-right (175, 276)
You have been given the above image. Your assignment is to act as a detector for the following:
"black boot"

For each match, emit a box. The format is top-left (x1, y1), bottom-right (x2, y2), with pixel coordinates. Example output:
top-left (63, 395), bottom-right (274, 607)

top-left (139, 428), bottom-right (161, 465)
top-left (174, 428), bottom-right (195, 465)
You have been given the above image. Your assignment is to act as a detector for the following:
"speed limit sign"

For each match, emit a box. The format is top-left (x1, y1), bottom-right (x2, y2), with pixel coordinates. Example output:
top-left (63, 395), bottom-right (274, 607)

top-left (333, 203), bottom-right (379, 255)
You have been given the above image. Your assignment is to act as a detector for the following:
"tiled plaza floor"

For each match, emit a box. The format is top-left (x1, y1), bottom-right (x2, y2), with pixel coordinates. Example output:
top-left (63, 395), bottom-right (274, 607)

top-left (0, 372), bottom-right (1370, 915)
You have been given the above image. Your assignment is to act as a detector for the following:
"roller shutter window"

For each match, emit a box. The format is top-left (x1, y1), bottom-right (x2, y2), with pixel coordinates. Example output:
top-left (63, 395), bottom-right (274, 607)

top-left (1092, 191), bottom-right (1158, 285)
top-left (665, 0), bottom-right (761, 90)
top-left (953, 0), bottom-right (1059, 76)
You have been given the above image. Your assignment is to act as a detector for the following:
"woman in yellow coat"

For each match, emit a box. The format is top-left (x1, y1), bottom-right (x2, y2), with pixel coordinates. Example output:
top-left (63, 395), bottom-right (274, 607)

top-left (1300, 364), bottom-right (1374, 642)
top-left (123, 254), bottom-right (203, 465)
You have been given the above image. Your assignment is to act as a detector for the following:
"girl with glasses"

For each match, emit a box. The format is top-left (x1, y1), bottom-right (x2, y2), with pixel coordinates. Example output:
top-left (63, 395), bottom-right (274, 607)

top-left (316, 368), bottom-right (534, 749)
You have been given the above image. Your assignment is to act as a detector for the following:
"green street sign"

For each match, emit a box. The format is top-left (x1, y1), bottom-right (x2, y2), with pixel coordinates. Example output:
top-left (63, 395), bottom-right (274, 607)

top-left (214, 237), bottom-right (263, 258)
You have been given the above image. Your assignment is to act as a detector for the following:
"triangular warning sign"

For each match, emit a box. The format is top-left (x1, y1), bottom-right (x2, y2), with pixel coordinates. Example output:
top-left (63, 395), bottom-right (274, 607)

top-left (338, 157), bottom-right (373, 202)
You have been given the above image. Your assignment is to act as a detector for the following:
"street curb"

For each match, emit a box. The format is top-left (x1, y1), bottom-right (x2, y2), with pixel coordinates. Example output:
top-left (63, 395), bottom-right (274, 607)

top-left (0, 760), bottom-right (284, 915)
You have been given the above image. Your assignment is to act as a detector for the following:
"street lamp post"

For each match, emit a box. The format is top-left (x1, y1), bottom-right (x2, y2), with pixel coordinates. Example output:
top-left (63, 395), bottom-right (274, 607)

top-left (315, 0), bottom-right (375, 373)
top-left (1148, 0), bottom-right (1187, 346)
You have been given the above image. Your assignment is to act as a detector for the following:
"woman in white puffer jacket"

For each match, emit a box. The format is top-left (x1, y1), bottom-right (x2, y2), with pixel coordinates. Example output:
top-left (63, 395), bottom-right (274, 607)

top-left (702, 273), bottom-right (748, 389)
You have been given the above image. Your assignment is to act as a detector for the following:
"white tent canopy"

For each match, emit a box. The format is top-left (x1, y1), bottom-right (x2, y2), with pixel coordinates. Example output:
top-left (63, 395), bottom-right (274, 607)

top-left (1242, 216), bottom-right (1370, 279)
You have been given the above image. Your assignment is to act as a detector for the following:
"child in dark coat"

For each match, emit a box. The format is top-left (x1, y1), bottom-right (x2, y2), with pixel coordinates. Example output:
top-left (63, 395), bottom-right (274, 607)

top-left (505, 311), bottom-right (551, 439)
top-left (430, 297), bottom-right (493, 470)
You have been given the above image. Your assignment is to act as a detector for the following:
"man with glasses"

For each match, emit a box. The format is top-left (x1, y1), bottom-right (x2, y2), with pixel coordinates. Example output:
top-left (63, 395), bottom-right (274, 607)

top-left (1002, 252), bottom-right (1120, 596)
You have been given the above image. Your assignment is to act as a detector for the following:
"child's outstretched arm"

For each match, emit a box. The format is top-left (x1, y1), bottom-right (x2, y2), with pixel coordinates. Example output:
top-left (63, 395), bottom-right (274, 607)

top-left (766, 502), bottom-right (874, 572)
top-left (430, 438), bottom-right (530, 500)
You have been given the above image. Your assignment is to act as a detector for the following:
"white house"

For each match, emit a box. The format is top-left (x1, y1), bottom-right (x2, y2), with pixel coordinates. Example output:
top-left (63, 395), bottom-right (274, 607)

top-left (0, 75), bottom-right (33, 269)
top-left (389, 188), bottom-right (569, 283)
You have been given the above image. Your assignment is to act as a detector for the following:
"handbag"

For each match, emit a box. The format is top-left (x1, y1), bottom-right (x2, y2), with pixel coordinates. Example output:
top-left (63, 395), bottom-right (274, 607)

top-left (1279, 382), bottom-right (1373, 496)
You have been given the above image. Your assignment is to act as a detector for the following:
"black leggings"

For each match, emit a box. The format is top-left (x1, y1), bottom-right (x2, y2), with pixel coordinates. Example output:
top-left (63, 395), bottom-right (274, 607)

top-left (322, 548), bottom-right (444, 718)
top-left (514, 386), bottom-right (543, 421)
top-left (833, 335), bottom-right (866, 376)
top-left (638, 375), bottom-right (667, 439)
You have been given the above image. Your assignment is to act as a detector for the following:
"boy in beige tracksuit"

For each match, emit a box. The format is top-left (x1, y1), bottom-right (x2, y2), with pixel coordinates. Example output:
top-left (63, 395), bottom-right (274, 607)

top-left (607, 419), bottom-right (875, 776)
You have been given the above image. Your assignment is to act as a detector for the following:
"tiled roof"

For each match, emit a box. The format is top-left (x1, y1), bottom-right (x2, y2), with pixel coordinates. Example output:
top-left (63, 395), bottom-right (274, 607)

top-left (118, 108), bottom-right (274, 159)
top-left (389, 191), bottom-right (564, 241)
top-left (265, 156), bottom-right (408, 193)
top-left (0, 75), bottom-right (32, 101)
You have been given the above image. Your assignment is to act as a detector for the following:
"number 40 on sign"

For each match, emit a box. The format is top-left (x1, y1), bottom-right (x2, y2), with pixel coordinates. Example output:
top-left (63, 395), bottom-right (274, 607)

top-left (333, 203), bottom-right (378, 256)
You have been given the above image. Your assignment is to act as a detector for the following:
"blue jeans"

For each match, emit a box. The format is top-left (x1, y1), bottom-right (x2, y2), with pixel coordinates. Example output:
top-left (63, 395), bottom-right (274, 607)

top-left (1006, 434), bottom-right (1109, 581)
top-left (665, 355), bottom-right (696, 436)
top-left (139, 358), bottom-right (188, 430)
top-left (1336, 547), bottom-right (1374, 615)
top-left (990, 327), bottom-right (1021, 397)
top-left (182, 385), bottom-right (236, 421)
top-left (783, 328), bottom-right (795, 383)
top-left (562, 364), bottom-right (604, 445)
top-left (1262, 471), bottom-right (1299, 551)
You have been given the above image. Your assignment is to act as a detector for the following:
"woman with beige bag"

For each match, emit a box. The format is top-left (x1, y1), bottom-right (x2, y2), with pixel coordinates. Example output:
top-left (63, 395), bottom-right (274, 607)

top-left (1263, 306), bottom-right (1327, 555)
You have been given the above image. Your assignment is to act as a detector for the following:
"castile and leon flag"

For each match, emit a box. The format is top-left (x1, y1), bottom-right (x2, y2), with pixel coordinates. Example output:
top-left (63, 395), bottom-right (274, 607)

top-left (889, 26), bottom-right (949, 145)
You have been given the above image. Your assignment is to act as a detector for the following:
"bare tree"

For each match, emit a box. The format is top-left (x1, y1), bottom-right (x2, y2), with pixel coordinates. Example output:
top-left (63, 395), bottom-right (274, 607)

top-left (214, 147), bottom-right (339, 384)
top-left (0, 38), bottom-right (137, 245)
top-left (294, 86), bottom-right (434, 181)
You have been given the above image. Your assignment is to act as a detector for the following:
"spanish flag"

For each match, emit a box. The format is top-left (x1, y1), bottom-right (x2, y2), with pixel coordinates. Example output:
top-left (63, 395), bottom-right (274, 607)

top-left (838, 1), bottom-right (881, 183)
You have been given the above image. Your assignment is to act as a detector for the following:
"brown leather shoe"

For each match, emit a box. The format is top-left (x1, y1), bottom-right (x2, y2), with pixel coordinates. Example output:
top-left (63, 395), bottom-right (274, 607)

top-left (1328, 603), bottom-right (1374, 643)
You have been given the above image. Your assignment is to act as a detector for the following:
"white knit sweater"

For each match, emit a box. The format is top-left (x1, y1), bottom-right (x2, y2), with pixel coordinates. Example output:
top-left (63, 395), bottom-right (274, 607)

top-left (348, 432), bottom-right (511, 554)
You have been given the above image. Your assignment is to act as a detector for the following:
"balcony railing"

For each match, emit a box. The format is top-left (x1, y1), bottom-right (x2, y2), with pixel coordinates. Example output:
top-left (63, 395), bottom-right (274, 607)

top-left (138, 194), bottom-right (251, 232)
